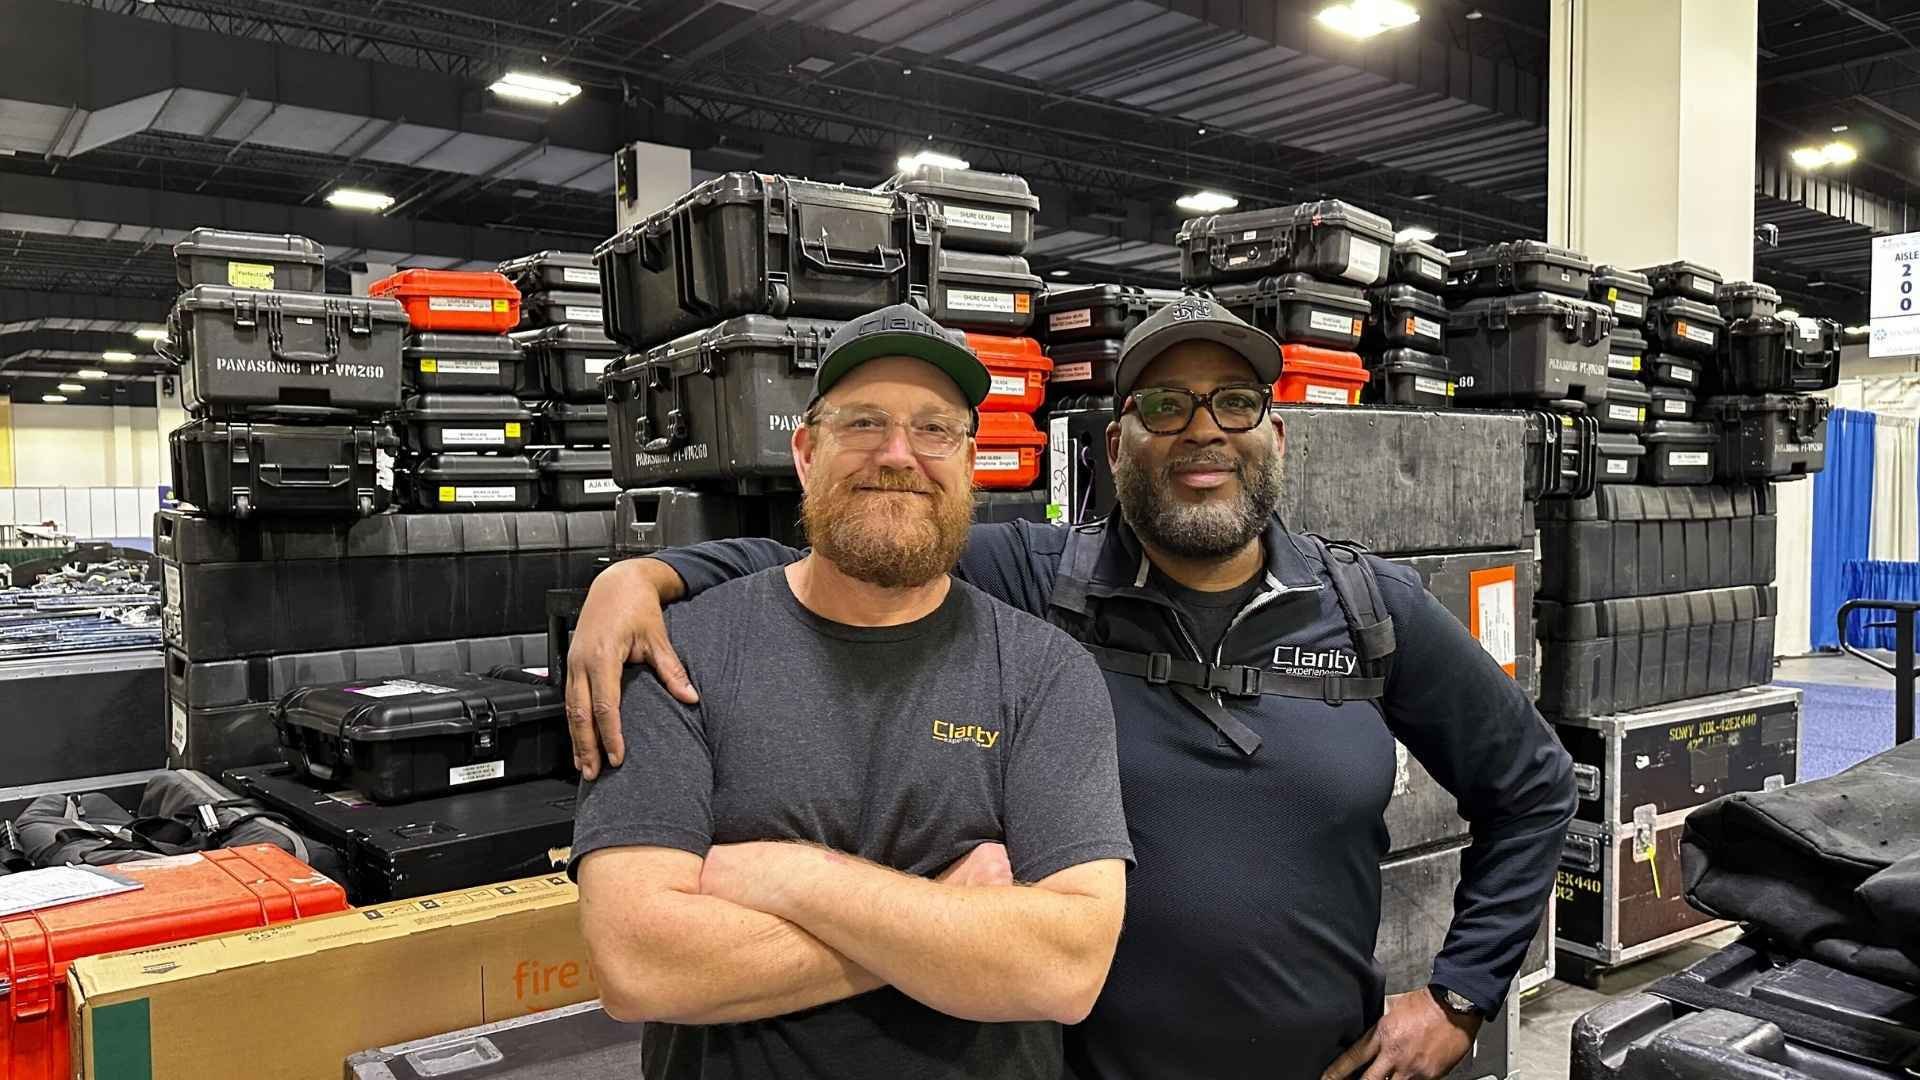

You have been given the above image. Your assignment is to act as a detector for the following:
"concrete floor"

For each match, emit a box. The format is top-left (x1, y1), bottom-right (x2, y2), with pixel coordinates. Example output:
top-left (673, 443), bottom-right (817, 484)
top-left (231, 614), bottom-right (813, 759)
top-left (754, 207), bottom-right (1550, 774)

top-left (1774, 650), bottom-right (1896, 690)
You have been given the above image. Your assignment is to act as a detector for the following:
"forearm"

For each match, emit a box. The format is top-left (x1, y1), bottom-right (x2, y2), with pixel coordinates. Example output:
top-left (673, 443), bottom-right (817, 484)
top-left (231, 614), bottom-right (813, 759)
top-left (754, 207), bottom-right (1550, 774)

top-left (1434, 778), bottom-right (1575, 1010)
top-left (651, 539), bottom-right (804, 598)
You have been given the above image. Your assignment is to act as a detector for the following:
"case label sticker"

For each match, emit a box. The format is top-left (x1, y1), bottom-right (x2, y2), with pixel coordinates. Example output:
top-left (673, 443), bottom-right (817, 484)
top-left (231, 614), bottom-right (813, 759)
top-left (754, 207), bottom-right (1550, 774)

top-left (1664, 398), bottom-right (1688, 414)
top-left (1608, 352), bottom-right (1642, 373)
top-left (563, 267), bottom-right (601, 286)
top-left (565, 306), bottom-right (604, 323)
top-left (948, 289), bottom-right (1017, 314)
top-left (1680, 323), bottom-right (1716, 346)
top-left (1469, 565), bottom-right (1519, 677)
top-left (1609, 404), bottom-right (1644, 423)
top-left (444, 428), bottom-right (508, 446)
top-left (1414, 376), bottom-right (1453, 398)
top-left (1670, 364), bottom-right (1695, 383)
top-left (450, 760), bottom-right (508, 787)
top-left (990, 374), bottom-right (1027, 398)
top-left (946, 206), bottom-right (1015, 234)
top-left (583, 356), bottom-right (614, 374)
top-left (1304, 384), bottom-right (1352, 404)
top-left (1411, 316), bottom-right (1443, 340)
top-left (423, 358), bottom-right (500, 375)
top-left (1049, 415), bottom-right (1072, 522)
top-left (1614, 298), bottom-right (1644, 319)
top-left (428, 296), bottom-right (495, 312)
top-left (1416, 257), bottom-right (1443, 282)
top-left (1343, 239), bottom-right (1383, 283)
top-left (506, 422), bottom-right (523, 438)
top-left (164, 564), bottom-right (182, 613)
top-left (1670, 451), bottom-right (1710, 467)
top-left (583, 477), bottom-right (620, 494)
top-left (443, 485), bottom-right (520, 503)
top-left (226, 261), bottom-right (277, 289)
top-left (1049, 308), bottom-right (1094, 332)
top-left (1607, 458), bottom-right (1631, 475)
top-left (171, 701), bottom-right (188, 756)
top-left (976, 451), bottom-right (1023, 473)
top-left (349, 679), bottom-right (460, 698)
top-left (1691, 275), bottom-right (1715, 295)
top-left (1309, 310), bottom-right (1360, 336)
top-left (1053, 360), bottom-right (1094, 383)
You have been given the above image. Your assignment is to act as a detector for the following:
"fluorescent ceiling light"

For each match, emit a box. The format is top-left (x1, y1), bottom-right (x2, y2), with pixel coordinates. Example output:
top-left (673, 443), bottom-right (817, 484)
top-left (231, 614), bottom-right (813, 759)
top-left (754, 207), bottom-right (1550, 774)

top-left (41, 395), bottom-right (66, 403)
top-left (1845, 324), bottom-right (1869, 335)
top-left (1049, 269), bottom-right (1071, 278)
top-left (1177, 190), bottom-right (1239, 213)
top-left (897, 151), bottom-right (970, 172)
top-left (101, 350), bottom-right (137, 362)
top-left (133, 327), bottom-right (168, 342)
top-left (1396, 226), bottom-right (1437, 242)
top-left (78, 369), bottom-right (108, 379)
top-left (488, 71), bottom-right (582, 107)
top-left (1316, 0), bottom-right (1420, 40)
top-left (1777, 308), bottom-right (1800, 321)
top-left (326, 188), bottom-right (395, 212)
top-left (57, 383), bottom-right (85, 393)
top-left (1790, 142), bottom-right (1856, 169)
top-left (1832, 124), bottom-right (1850, 133)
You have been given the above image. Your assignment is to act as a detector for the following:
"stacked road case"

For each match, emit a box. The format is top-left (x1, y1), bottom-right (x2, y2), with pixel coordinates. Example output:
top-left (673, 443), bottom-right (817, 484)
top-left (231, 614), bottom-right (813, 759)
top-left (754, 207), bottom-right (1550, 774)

top-left (501, 252), bottom-right (620, 512)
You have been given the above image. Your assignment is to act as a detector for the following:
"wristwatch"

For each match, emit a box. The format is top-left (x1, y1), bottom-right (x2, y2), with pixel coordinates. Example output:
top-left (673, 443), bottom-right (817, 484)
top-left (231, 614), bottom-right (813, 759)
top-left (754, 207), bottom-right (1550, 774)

top-left (1429, 985), bottom-right (1483, 1018)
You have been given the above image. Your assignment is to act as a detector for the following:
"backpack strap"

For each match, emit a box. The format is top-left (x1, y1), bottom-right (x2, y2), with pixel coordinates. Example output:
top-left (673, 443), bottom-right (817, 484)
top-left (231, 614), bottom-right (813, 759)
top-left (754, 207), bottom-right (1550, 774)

top-left (1047, 521), bottom-right (1106, 624)
top-left (1079, 646), bottom-right (1386, 707)
top-left (1295, 533), bottom-right (1396, 669)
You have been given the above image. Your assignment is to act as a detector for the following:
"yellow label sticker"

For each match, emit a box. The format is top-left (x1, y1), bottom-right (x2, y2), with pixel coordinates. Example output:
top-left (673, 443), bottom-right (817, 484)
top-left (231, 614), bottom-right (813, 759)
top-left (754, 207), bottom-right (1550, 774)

top-left (227, 261), bottom-right (277, 289)
top-left (1561, 415), bottom-right (1573, 428)
top-left (505, 423), bottom-right (523, 438)
top-left (1607, 287), bottom-right (1619, 302)
top-left (438, 486), bottom-right (458, 503)
top-left (1446, 383), bottom-right (1456, 396)
top-left (1638, 407), bottom-right (1647, 422)
top-left (493, 299), bottom-right (511, 313)
top-left (419, 359), bottom-right (439, 373)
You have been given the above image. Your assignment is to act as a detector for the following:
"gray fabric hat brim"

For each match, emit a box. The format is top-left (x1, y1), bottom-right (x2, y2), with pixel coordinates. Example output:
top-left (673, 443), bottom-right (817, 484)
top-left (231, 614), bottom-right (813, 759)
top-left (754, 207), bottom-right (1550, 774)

top-left (1113, 318), bottom-right (1284, 406)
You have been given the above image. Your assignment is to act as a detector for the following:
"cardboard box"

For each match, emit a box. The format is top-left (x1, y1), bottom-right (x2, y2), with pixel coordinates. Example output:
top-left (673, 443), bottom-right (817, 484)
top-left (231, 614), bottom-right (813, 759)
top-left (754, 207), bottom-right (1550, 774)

top-left (68, 874), bottom-right (598, 1080)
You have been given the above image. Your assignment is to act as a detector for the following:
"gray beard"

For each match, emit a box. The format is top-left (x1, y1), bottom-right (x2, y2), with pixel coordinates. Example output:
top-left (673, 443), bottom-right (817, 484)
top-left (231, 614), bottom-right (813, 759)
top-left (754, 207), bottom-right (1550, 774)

top-left (1113, 447), bottom-right (1282, 559)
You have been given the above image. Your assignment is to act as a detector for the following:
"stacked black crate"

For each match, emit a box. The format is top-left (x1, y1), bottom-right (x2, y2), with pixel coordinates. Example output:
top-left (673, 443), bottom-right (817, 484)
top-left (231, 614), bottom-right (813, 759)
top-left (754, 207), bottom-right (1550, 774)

top-left (1708, 281), bottom-right (1838, 489)
top-left (500, 252), bottom-right (620, 514)
top-left (1638, 262), bottom-right (1729, 486)
top-left (1363, 237), bottom-right (1455, 406)
top-left (1589, 267), bottom-right (1656, 483)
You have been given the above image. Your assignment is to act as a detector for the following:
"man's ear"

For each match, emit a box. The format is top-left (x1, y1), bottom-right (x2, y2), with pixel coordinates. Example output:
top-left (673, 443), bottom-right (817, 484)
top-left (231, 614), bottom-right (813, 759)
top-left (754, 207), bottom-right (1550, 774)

top-left (1106, 419), bottom-right (1122, 470)
top-left (793, 424), bottom-right (817, 493)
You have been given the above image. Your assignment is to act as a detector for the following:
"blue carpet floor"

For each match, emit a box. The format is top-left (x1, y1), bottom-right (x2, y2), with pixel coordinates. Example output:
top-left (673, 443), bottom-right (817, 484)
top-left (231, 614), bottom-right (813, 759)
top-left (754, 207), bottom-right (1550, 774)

top-left (1777, 680), bottom-right (1900, 780)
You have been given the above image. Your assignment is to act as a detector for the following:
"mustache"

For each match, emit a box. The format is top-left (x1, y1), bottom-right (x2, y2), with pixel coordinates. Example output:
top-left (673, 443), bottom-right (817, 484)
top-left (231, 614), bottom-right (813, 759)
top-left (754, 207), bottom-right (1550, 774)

top-left (841, 468), bottom-right (937, 495)
top-left (1164, 450), bottom-right (1242, 474)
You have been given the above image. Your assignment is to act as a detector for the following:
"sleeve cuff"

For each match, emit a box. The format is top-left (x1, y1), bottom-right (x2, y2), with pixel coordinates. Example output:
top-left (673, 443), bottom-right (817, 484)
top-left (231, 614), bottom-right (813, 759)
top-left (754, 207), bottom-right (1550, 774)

top-left (567, 823), bottom-right (712, 881)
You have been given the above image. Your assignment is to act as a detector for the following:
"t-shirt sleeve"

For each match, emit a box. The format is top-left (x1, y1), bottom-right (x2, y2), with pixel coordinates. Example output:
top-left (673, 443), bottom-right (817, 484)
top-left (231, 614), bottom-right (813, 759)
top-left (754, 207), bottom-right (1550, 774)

top-left (1001, 628), bottom-right (1134, 884)
top-left (568, 656), bottom-right (716, 877)
top-left (954, 521), bottom-right (1058, 617)
top-left (652, 539), bottom-right (806, 598)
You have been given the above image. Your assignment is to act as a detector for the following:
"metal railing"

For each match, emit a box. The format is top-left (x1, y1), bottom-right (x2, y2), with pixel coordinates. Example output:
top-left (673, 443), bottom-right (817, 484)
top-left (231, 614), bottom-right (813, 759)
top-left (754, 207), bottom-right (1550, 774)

top-left (1837, 599), bottom-right (1919, 746)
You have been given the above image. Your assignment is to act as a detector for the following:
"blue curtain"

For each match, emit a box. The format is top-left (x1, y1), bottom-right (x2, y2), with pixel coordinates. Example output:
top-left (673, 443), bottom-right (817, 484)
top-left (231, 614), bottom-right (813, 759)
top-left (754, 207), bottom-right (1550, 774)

top-left (1840, 560), bottom-right (1920, 649)
top-left (1811, 408), bottom-right (1877, 649)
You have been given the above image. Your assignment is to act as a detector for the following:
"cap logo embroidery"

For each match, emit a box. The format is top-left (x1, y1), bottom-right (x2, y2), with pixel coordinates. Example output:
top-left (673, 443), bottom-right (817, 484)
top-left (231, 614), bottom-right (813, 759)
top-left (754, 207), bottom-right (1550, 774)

top-left (1168, 298), bottom-right (1213, 321)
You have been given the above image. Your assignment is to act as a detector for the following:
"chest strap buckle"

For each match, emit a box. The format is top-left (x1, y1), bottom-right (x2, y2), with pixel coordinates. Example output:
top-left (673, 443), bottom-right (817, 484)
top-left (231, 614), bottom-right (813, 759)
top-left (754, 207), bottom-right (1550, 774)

top-left (1145, 652), bottom-right (1172, 685)
top-left (1219, 666), bottom-right (1262, 697)
top-left (1323, 678), bottom-right (1346, 707)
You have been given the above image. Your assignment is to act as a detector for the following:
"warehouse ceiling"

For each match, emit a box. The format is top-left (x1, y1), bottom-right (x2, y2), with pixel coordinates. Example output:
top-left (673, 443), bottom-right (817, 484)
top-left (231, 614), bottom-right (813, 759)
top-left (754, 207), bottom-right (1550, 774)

top-left (0, 0), bottom-right (1915, 396)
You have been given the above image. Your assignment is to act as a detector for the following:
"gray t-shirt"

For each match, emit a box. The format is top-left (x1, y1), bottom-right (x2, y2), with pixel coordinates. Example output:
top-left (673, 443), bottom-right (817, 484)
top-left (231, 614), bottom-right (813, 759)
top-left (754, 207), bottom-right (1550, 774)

top-left (571, 567), bottom-right (1134, 1080)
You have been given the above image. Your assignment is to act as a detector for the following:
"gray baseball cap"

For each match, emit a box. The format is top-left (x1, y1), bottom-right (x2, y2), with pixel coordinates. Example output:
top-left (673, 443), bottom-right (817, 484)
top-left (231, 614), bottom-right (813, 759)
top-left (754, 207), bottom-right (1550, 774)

top-left (1113, 294), bottom-right (1284, 412)
top-left (812, 303), bottom-right (990, 408)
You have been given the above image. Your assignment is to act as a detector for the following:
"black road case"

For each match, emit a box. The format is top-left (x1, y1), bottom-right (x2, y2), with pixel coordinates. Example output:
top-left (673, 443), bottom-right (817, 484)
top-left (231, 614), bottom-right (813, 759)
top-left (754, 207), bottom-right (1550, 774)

top-left (1639, 260), bottom-right (1723, 303)
top-left (1644, 296), bottom-right (1726, 358)
top-left (172, 287), bottom-right (408, 416)
top-left (346, 1001), bottom-right (643, 1080)
top-left (1366, 349), bottom-right (1455, 407)
top-left (274, 671), bottom-right (568, 803)
top-left (517, 289), bottom-right (606, 331)
top-left (1607, 327), bottom-right (1648, 378)
top-left (536, 401), bottom-right (610, 447)
top-left (534, 448), bottom-right (617, 510)
top-left (1649, 384), bottom-right (1697, 421)
top-left (1038, 284), bottom-right (1184, 344)
top-left (403, 332), bottom-right (531, 395)
top-left (596, 172), bottom-right (931, 349)
top-left (222, 763), bottom-right (576, 903)
top-left (1363, 283), bottom-right (1447, 353)
top-left (883, 164), bottom-right (1038, 255)
top-left (395, 453), bottom-right (541, 512)
top-left (1707, 394), bottom-right (1830, 482)
top-left (170, 419), bottom-right (384, 519)
top-left (1719, 315), bottom-right (1840, 393)
top-left (1388, 236), bottom-right (1449, 289)
top-left (1536, 484), bottom-right (1778, 603)
top-left (1527, 408), bottom-right (1601, 501)
top-left (1448, 240), bottom-right (1593, 300)
top-left (606, 315), bottom-right (838, 493)
top-left (1715, 280), bottom-right (1779, 320)
top-left (1642, 420), bottom-right (1718, 484)
top-left (1045, 338), bottom-right (1122, 395)
top-left (1599, 378), bottom-right (1651, 434)
top-left (393, 393), bottom-right (533, 454)
top-left (1175, 199), bottom-right (1394, 287)
top-left (1390, 548), bottom-right (1536, 697)
top-left (512, 324), bottom-right (621, 403)
top-left (173, 228), bottom-right (325, 292)
top-left (928, 249), bottom-right (1040, 334)
top-left (1590, 266), bottom-right (1652, 328)
top-left (1448, 292), bottom-right (1614, 406)
top-left (1536, 585), bottom-right (1777, 719)
top-left (1596, 433), bottom-right (1647, 484)
top-left (1211, 273), bottom-right (1371, 350)
top-left (497, 250), bottom-right (602, 294)
top-left (1647, 353), bottom-right (1703, 390)
top-left (613, 487), bottom-right (803, 559)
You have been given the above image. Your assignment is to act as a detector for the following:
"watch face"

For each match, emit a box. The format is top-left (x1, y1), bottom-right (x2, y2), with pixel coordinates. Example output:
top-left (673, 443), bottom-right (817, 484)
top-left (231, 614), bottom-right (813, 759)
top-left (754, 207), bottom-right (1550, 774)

top-left (1443, 990), bottom-right (1478, 1015)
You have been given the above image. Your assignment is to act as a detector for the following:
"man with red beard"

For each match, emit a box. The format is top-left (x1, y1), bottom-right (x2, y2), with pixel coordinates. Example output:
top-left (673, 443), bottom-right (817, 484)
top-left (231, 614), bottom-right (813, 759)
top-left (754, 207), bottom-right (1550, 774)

top-left (569, 304), bottom-right (1133, 1080)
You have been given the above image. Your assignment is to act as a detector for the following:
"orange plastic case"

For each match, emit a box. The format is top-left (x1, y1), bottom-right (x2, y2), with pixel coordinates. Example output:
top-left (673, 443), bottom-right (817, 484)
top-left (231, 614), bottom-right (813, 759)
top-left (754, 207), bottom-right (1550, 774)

top-left (965, 333), bottom-right (1052, 414)
top-left (1275, 344), bottom-right (1369, 406)
top-left (370, 269), bottom-right (523, 333)
top-left (973, 412), bottom-right (1047, 490)
top-left (0, 845), bottom-right (348, 1080)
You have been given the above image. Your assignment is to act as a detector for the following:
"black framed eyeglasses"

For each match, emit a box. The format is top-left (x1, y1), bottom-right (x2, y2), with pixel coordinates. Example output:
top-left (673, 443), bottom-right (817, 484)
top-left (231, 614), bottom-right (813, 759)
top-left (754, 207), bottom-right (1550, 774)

top-left (1123, 385), bottom-right (1273, 435)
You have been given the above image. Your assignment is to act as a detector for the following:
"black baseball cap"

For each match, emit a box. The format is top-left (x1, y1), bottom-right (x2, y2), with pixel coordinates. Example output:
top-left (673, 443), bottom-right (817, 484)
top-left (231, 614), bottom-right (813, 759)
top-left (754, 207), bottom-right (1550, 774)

top-left (1113, 294), bottom-right (1284, 413)
top-left (812, 303), bottom-right (991, 408)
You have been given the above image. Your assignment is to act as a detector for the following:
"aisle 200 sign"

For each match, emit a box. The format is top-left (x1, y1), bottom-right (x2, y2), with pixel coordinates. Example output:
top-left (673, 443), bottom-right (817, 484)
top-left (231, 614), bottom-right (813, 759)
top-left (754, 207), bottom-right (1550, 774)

top-left (1871, 230), bottom-right (1920, 357)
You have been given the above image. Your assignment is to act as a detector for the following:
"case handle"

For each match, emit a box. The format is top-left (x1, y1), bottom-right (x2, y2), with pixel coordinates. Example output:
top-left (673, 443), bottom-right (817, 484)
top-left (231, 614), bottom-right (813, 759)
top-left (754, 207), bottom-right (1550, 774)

top-left (1560, 832), bottom-right (1602, 874)
top-left (638, 361), bottom-right (689, 454)
top-left (798, 237), bottom-right (906, 276)
top-left (257, 463), bottom-right (351, 489)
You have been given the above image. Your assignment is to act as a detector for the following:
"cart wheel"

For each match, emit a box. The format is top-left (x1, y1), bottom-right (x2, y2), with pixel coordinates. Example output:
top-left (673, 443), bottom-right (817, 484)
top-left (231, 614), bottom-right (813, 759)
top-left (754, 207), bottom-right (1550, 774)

top-left (357, 495), bottom-right (375, 518)
top-left (233, 494), bottom-right (252, 520)
top-left (768, 282), bottom-right (790, 314)
top-left (1556, 955), bottom-right (1603, 990)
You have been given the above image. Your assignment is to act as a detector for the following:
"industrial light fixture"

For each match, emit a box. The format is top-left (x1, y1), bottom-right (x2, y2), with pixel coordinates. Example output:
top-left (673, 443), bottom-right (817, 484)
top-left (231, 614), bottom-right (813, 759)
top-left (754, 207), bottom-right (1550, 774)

top-left (1464, 8), bottom-right (1483, 18)
top-left (1316, 0), bottom-right (1419, 39)
top-left (57, 383), bottom-right (85, 393)
top-left (326, 188), bottom-right (396, 212)
top-left (133, 327), bottom-right (167, 342)
top-left (1845, 324), bottom-right (1869, 335)
top-left (101, 350), bottom-right (137, 362)
top-left (41, 395), bottom-right (66, 403)
top-left (78, 369), bottom-right (108, 379)
top-left (1049, 268), bottom-right (1071, 277)
top-left (1177, 190), bottom-right (1239, 213)
top-left (1832, 124), bottom-right (1850, 133)
top-left (896, 150), bottom-right (969, 172)
top-left (1396, 226), bottom-right (1437, 242)
top-left (1790, 141), bottom-right (1856, 169)
top-left (487, 71), bottom-right (582, 107)
top-left (1777, 308), bottom-right (1800, 321)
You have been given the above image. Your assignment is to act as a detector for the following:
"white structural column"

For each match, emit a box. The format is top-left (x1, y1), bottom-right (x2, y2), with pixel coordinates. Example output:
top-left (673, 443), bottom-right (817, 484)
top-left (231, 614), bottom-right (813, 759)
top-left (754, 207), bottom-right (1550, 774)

top-left (1548, 0), bottom-right (1759, 278)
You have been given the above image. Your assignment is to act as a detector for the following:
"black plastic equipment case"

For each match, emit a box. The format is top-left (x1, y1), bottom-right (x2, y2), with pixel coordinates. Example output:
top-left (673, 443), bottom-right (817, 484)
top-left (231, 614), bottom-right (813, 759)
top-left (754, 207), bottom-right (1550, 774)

top-left (1363, 283), bottom-right (1447, 353)
top-left (517, 289), bottom-right (606, 331)
top-left (395, 453), bottom-right (540, 512)
top-left (402, 332), bottom-right (530, 395)
top-left (1706, 394), bottom-right (1831, 482)
top-left (156, 508), bottom-right (613, 661)
top-left (1641, 420), bottom-right (1718, 485)
top-left (1647, 353), bottom-right (1703, 390)
top-left (1389, 237), bottom-right (1449, 289)
top-left (1715, 280), bottom-right (1779, 320)
top-left (605, 315), bottom-right (839, 493)
top-left (595, 172), bottom-right (930, 350)
top-left (1448, 292), bottom-right (1615, 405)
top-left (1526, 408), bottom-right (1601, 501)
top-left (533, 448), bottom-right (616, 510)
top-left (1047, 409), bottom-right (1120, 526)
top-left (393, 392), bottom-right (533, 454)
top-left (1607, 327), bottom-right (1649, 379)
top-left (613, 487), bottom-right (803, 559)
top-left (222, 763), bottom-right (576, 903)
top-left (170, 418), bottom-right (384, 520)
top-left (496, 250), bottom-right (602, 294)
top-left (1595, 432), bottom-right (1647, 484)
top-left (1536, 484), bottom-right (1778, 603)
top-left (1643, 296), bottom-right (1725, 358)
top-left (1448, 240), bottom-right (1594, 300)
top-left (1045, 338), bottom-right (1121, 395)
top-left (1589, 266), bottom-right (1652, 327)
top-left (173, 228), bottom-right (325, 292)
top-left (1568, 934), bottom-right (1920, 1080)
top-left (1536, 584), bottom-right (1777, 719)
top-left (973, 490), bottom-right (1050, 527)
top-left (536, 400), bottom-right (610, 447)
top-left (347, 1000), bottom-right (643, 1080)
top-left (274, 671), bottom-right (568, 803)
top-left (1038, 284), bottom-right (1183, 344)
top-left (928, 249), bottom-right (1040, 333)
top-left (1599, 378), bottom-right (1651, 434)
top-left (1211, 273), bottom-right (1371, 350)
top-left (1719, 316), bottom-right (1840, 393)
top-left (511, 323), bottom-right (620, 403)
top-left (882, 164), bottom-right (1038, 255)
top-left (171, 286), bottom-right (408, 416)
top-left (1366, 349), bottom-right (1455, 407)
top-left (1639, 260), bottom-right (1723, 303)
top-left (1650, 385), bottom-right (1697, 421)
top-left (167, 634), bottom-right (545, 776)
top-left (1175, 199), bottom-right (1394, 287)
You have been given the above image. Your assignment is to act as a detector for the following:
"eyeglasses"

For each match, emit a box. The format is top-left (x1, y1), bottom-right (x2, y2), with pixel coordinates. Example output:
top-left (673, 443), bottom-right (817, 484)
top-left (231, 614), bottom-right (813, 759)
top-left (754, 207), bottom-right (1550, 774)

top-left (816, 405), bottom-right (974, 459)
top-left (1124, 385), bottom-right (1273, 435)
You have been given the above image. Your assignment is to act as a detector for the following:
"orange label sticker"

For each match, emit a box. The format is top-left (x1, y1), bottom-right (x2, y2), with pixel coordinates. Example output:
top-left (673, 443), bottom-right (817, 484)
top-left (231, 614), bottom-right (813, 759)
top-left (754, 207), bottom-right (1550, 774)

top-left (1014, 293), bottom-right (1032, 314)
top-left (1469, 565), bottom-right (1520, 678)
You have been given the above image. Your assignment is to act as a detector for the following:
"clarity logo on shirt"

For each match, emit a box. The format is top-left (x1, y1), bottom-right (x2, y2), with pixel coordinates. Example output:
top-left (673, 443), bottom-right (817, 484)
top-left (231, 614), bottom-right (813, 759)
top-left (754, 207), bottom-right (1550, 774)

top-left (1270, 645), bottom-right (1358, 678)
top-left (932, 721), bottom-right (1001, 749)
